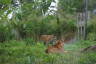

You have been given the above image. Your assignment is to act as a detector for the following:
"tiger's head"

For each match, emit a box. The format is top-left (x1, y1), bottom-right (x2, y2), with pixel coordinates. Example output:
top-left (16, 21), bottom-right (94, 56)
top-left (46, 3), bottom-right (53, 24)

top-left (54, 40), bottom-right (64, 49)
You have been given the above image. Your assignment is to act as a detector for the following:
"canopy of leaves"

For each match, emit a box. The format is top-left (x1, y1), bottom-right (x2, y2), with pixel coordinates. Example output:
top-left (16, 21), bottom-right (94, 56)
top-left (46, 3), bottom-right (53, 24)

top-left (21, 0), bottom-right (53, 16)
top-left (59, 0), bottom-right (96, 13)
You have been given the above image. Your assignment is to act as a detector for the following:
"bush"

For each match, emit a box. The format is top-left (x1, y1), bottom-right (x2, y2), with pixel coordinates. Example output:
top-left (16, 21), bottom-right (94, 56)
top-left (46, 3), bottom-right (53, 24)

top-left (87, 32), bottom-right (96, 41)
top-left (87, 16), bottom-right (96, 41)
top-left (24, 38), bottom-right (36, 45)
top-left (0, 40), bottom-right (96, 64)
top-left (78, 52), bottom-right (96, 64)
top-left (0, 23), bottom-right (12, 42)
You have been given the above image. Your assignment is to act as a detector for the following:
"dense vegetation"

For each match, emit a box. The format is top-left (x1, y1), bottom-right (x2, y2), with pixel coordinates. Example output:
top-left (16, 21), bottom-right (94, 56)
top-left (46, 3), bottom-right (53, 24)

top-left (0, 0), bottom-right (96, 64)
top-left (0, 0), bottom-right (96, 41)
top-left (0, 40), bottom-right (96, 64)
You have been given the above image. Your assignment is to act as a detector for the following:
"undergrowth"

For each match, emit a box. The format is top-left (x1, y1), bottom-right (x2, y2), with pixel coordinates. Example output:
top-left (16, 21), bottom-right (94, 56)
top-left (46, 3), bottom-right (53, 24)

top-left (0, 40), bottom-right (96, 64)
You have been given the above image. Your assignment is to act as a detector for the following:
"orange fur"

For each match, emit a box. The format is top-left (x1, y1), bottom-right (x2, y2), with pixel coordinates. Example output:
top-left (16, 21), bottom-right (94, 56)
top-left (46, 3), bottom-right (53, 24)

top-left (45, 40), bottom-right (65, 53)
top-left (40, 35), bottom-right (55, 44)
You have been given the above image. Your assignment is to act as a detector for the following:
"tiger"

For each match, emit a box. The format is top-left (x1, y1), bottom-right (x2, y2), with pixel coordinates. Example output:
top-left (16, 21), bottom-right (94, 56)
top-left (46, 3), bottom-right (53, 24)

top-left (40, 35), bottom-right (56, 45)
top-left (45, 40), bottom-right (67, 53)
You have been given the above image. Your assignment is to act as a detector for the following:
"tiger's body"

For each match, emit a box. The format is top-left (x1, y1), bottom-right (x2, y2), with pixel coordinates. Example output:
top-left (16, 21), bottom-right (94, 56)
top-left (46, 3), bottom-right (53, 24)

top-left (45, 40), bottom-right (65, 53)
top-left (40, 35), bottom-right (56, 45)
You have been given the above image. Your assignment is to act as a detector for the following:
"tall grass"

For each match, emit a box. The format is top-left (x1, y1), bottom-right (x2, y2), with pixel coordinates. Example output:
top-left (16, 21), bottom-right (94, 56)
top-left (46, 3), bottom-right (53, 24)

top-left (0, 40), bottom-right (96, 64)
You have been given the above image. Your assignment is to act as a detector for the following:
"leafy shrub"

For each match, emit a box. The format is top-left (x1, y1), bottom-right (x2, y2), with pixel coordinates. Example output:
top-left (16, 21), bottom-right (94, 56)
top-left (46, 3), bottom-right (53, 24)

top-left (87, 16), bottom-right (96, 41)
top-left (78, 52), bottom-right (96, 64)
top-left (87, 32), bottom-right (96, 41)
top-left (0, 23), bottom-right (12, 42)
top-left (0, 40), bottom-right (96, 64)
top-left (24, 38), bottom-right (36, 45)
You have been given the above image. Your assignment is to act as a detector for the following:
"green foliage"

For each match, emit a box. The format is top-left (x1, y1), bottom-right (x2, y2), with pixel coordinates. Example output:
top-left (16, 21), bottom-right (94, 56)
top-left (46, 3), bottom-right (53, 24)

top-left (79, 52), bottom-right (96, 64)
top-left (21, 0), bottom-right (52, 17)
top-left (0, 40), bottom-right (45, 64)
top-left (87, 32), bottom-right (96, 41)
top-left (24, 38), bottom-right (36, 45)
top-left (0, 22), bottom-right (12, 42)
top-left (59, 0), bottom-right (96, 13)
top-left (59, 0), bottom-right (83, 13)
top-left (87, 16), bottom-right (96, 41)
top-left (0, 0), bottom-right (12, 4)
top-left (60, 19), bottom-right (76, 33)
top-left (0, 0), bottom-right (96, 63)
top-left (0, 40), bottom-right (96, 64)
top-left (75, 40), bottom-right (96, 48)
top-left (0, 0), bottom-right (12, 15)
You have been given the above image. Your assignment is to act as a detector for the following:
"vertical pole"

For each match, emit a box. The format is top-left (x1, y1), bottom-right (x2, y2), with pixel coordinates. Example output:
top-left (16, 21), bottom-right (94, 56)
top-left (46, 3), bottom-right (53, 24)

top-left (84, 0), bottom-right (88, 40)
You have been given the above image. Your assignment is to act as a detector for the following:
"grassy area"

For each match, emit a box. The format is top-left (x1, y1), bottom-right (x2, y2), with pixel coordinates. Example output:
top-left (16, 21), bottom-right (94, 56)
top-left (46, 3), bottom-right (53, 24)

top-left (0, 40), bottom-right (96, 64)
